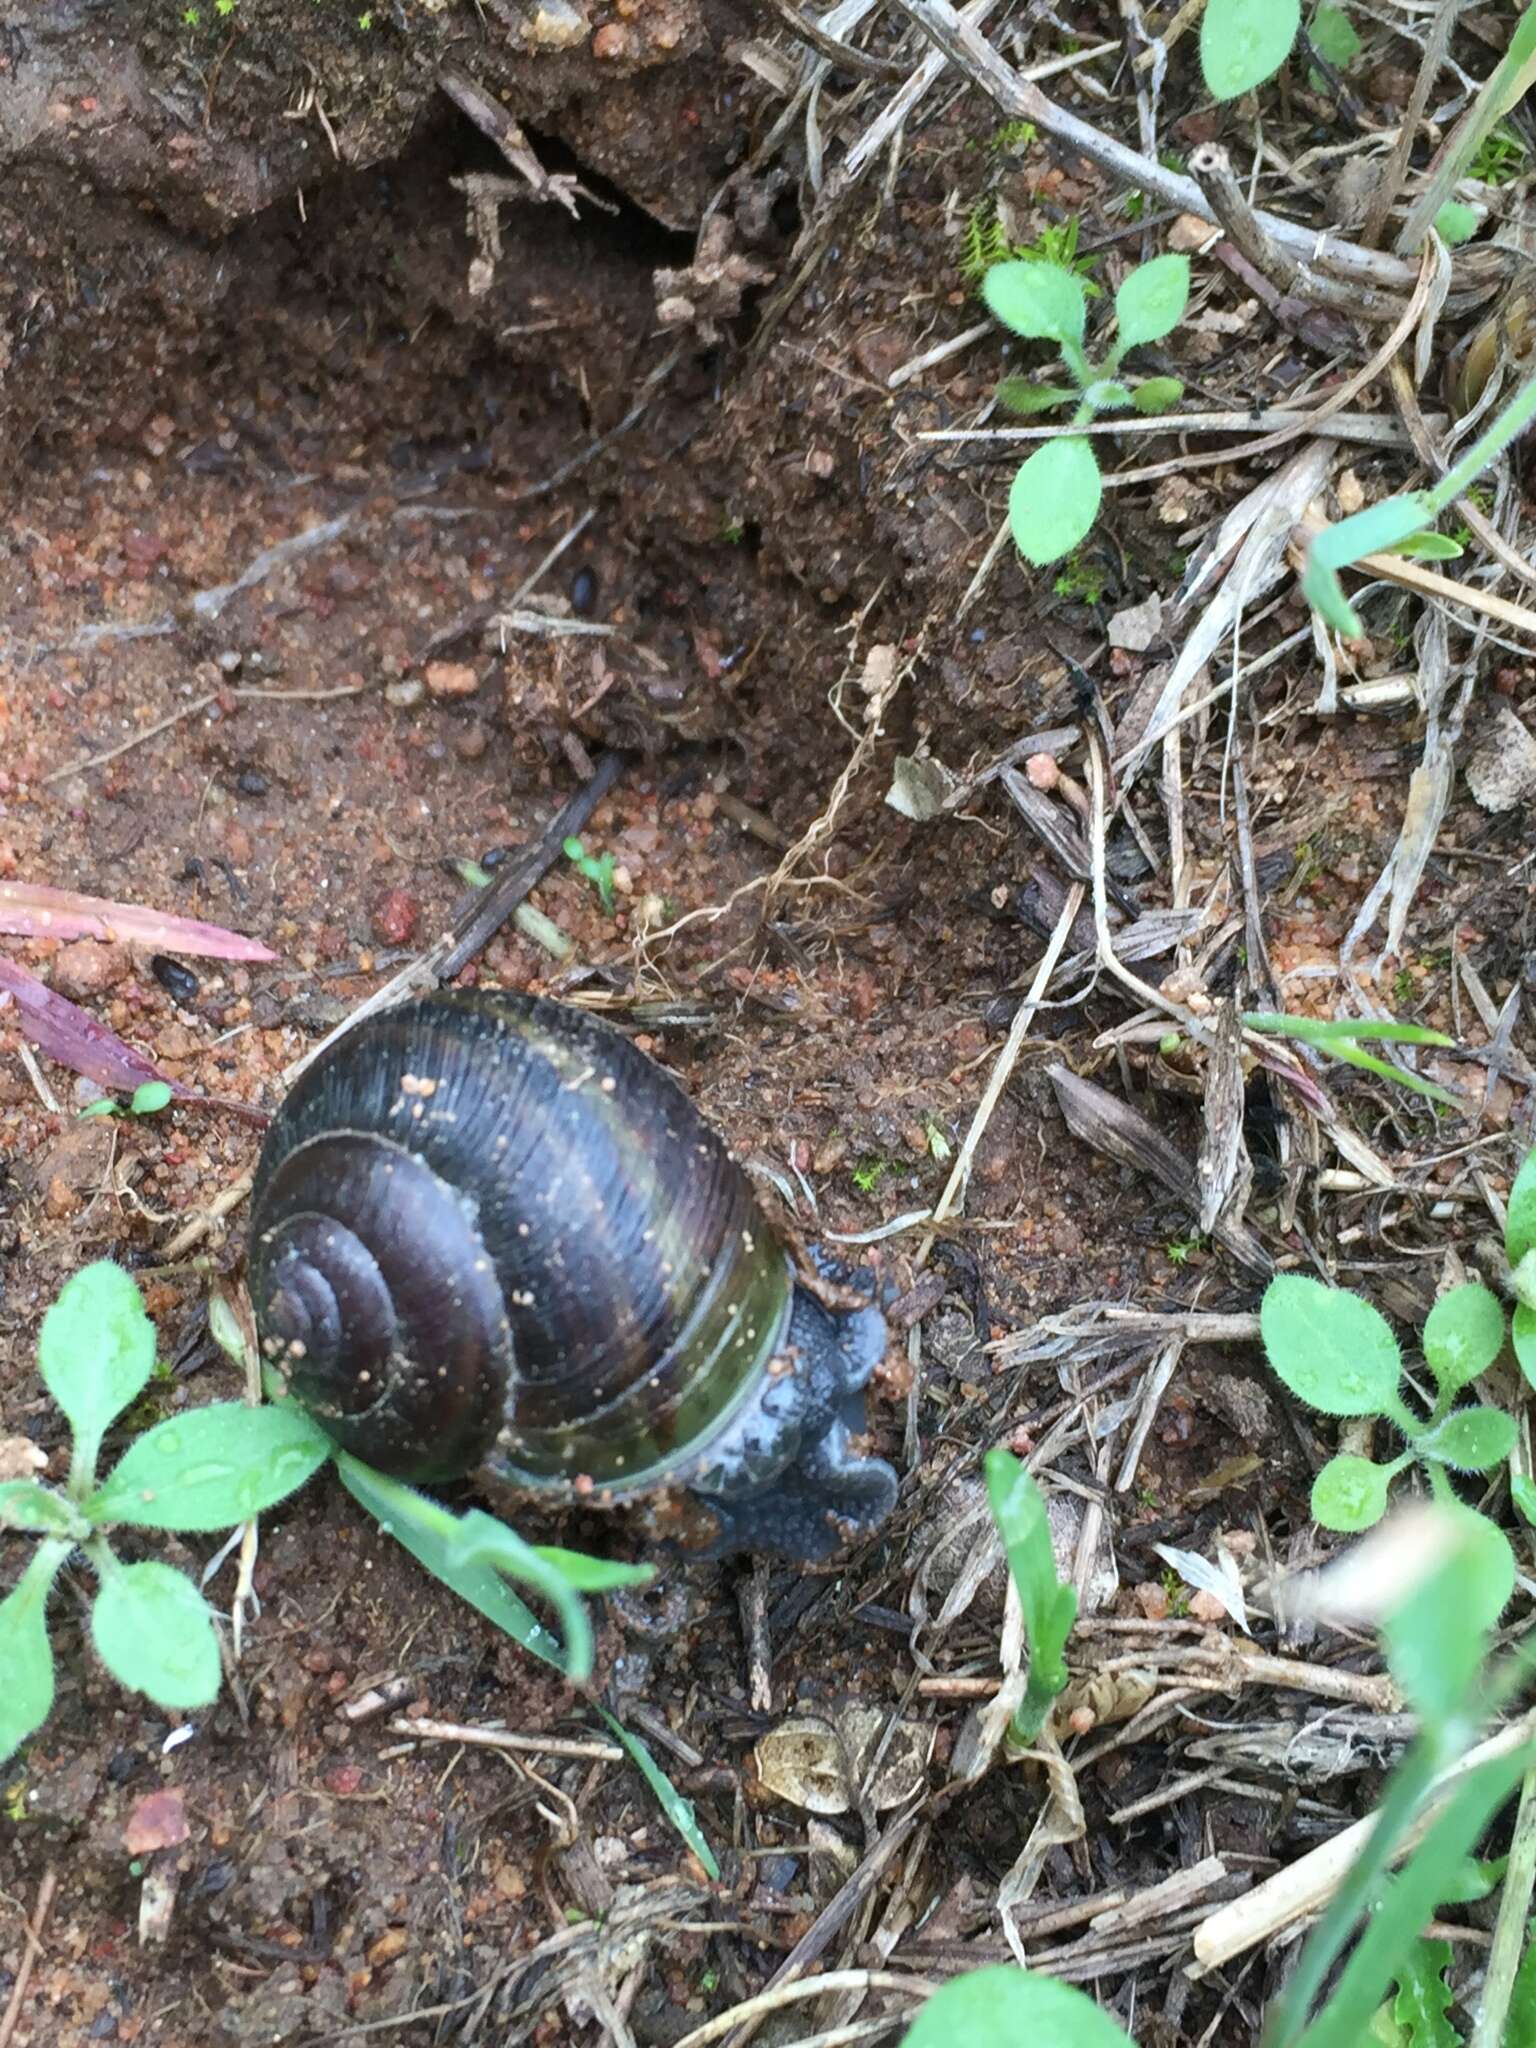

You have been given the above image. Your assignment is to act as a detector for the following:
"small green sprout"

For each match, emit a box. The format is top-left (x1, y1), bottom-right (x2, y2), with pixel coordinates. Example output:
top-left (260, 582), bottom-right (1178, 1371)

top-left (1243, 1010), bottom-right (1459, 1108)
top-left (1052, 550), bottom-right (1107, 605)
top-left (982, 251), bottom-right (1189, 566)
top-left (719, 517), bottom-right (746, 545)
top-left (563, 835), bottom-right (617, 914)
top-left (1160, 1565), bottom-right (1191, 1616)
top-left (80, 1080), bottom-right (174, 1122)
top-left (983, 1448), bottom-right (1077, 1745)
top-left (990, 119), bottom-right (1038, 153)
top-left (851, 1155), bottom-right (891, 1193)
top-left (1165, 1234), bottom-right (1204, 1267)
top-left (1470, 123), bottom-right (1528, 186)
top-left (961, 205), bottom-right (1102, 295)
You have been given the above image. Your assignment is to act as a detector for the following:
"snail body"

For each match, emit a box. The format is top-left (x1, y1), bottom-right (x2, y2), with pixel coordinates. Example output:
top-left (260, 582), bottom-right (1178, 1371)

top-left (247, 991), bottom-right (897, 1561)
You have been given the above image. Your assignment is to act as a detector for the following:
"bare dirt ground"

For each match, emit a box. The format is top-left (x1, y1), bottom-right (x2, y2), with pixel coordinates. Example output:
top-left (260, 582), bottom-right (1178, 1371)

top-left (2, 1), bottom-right (1534, 2043)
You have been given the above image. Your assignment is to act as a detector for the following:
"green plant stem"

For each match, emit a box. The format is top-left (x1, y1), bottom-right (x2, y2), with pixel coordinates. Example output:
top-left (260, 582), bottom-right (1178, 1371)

top-left (81, 1531), bottom-right (119, 1584)
top-left (1509, 1249), bottom-right (1536, 1315)
top-left (1470, 1762), bottom-right (1536, 2048)
top-left (18, 1536), bottom-right (75, 1609)
top-left (1010, 1661), bottom-right (1069, 1745)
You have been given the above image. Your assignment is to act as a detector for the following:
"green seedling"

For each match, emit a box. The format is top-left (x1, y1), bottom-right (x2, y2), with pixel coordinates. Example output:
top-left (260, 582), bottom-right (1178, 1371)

top-left (1053, 550), bottom-right (1108, 605)
top-left (983, 1448), bottom-right (1077, 1745)
top-left (982, 253), bottom-right (1189, 567)
top-left (990, 118), bottom-right (1038, 153)
top-left (79, 1080), bottom-right (174, 1122)
top-left (1244, 1011), bottom-right (1460, 1108)
top-left (852, 1155), bottom-right (892, 1193)
top-left (563, 835), bottom-right (617, 914)
top-left (1260, 1271), bottom-right (1518, 1550)
top-left (1302, 367), bottom-right (1536, 637)
top-left (0, 1261), bottom-right (331, 1764)
top-left (960, 204), bottom-right (1101, 294)
top-left (1469, 122), bottom-right (1529, 187)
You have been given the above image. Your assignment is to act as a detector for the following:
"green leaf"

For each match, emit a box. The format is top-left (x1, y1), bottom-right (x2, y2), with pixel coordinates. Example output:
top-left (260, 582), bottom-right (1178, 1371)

top-left (130, 1081), bottom-right (174, 1116)
top-left (1081, 379), bottom-right (1135, 411)
top-left (79, 1098), bottom-right (118, 1118)
top-left (997, 377), bottom-right (1080, 415)
top-left (1113, 253), bottom-right (1190, 349)
top-left (982, 260), bottom-right (1087, 346)
top-left (1242, 1011), bottom-right (1461, 1106)
top-left (1312, 1454), bottom-right (1393, 1532)
top-left (1260, 1273), bottom-right (1402, 1416)
top-left (1200, 0), bottom-right (1300, 99)
top-left (1132, 375), bottom-right (1185, 414)
top-left (39, 1261), bottom-right (157, 1487)
top-left (1008, 437), bottom-right (1102, 567)
top-left (1422, 1283), bottom-right (1505, 1394)
top-left (1507, 1148), bottom-right (1536, 1267)
top-left (1303, 492), bottom-right (1438, 636)
top-left (901, 1965), bottom-right (1137, 2048)
top-left (335, 1455), bottom-right (585, 1681)
top-left (531, 1546), bottom-right (656, 1593)
top-left (0, 1480), bottom-right (85, 1538)
top-left (86, 1402), bottom-right (330, 1531)
top-left (0, 1545), bottom-right (68, 1768)
top-left (1506, 1920), bottom-right (1536, 2047)
top-left (1382, 1508), bottom-right (1513, 1720)
top-left (1514, 1472), bottom-right (1536, 1527)
top-left (1244, 1014), bottom-right (1454, 1048)
top-left (596, 1707), bottom-right (721, 1880)
top-left (1507, 1302), bottom-right (1531, 1384)
top-left (1418, 1406), bottom-right (1516, 1472)
top-left (1390, 1939), bottom-right (1459, 2048)
top-left (1310, 2), bottom-right (1360, 66)
top-left (444, 1510), bottom-right (593, 1683)
top-left (984, 1449), bottom-right (1078, 1742)
top-left (1380, 531), bottom-right (1464, 562)
top-left (1434, 201), bottom-right (1481, 247)
top-left (90, 1559), bottom-right (222, 1710)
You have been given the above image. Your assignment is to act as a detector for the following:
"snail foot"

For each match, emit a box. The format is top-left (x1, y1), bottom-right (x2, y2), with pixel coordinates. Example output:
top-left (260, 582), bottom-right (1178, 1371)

top-left (690, 1275), bottom-right (898, 1564)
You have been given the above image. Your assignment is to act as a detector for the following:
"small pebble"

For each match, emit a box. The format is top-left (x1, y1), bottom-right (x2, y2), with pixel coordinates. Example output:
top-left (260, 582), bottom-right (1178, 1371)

top-left (571, 565), bottom-right (599, 615)
top-left (237, 770), bottom-right (268, 797)
top-left (385, 678), bottom-right (425, 709)
top-left (51, 939), bottom-right (132, 999)
top-left (372, 889), bottom-right (420, 946)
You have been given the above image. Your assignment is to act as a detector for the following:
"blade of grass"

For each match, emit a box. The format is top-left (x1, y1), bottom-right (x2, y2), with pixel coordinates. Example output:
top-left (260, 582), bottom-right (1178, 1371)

top-left (596, 1706), bottom-right (721, 1879)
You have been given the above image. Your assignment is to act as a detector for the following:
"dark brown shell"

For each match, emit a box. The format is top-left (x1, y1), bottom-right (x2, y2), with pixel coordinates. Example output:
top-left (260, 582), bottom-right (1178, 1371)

top-left (248, 991), bottom-right (794, 1500)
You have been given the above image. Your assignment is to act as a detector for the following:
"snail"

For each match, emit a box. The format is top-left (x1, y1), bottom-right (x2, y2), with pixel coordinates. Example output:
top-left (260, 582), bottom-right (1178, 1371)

top-left (247, 990), bottom-right (898, 1562)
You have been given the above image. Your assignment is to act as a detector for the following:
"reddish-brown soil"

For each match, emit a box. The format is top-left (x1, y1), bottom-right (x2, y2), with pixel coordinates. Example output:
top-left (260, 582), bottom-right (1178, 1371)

top-left (3, 5), bottom-right (1534, 2044)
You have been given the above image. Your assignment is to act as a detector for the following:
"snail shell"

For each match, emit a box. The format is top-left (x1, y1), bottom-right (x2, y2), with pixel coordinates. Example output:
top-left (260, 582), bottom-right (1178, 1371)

top-left (248, 991), bottom-right (897, 1560)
